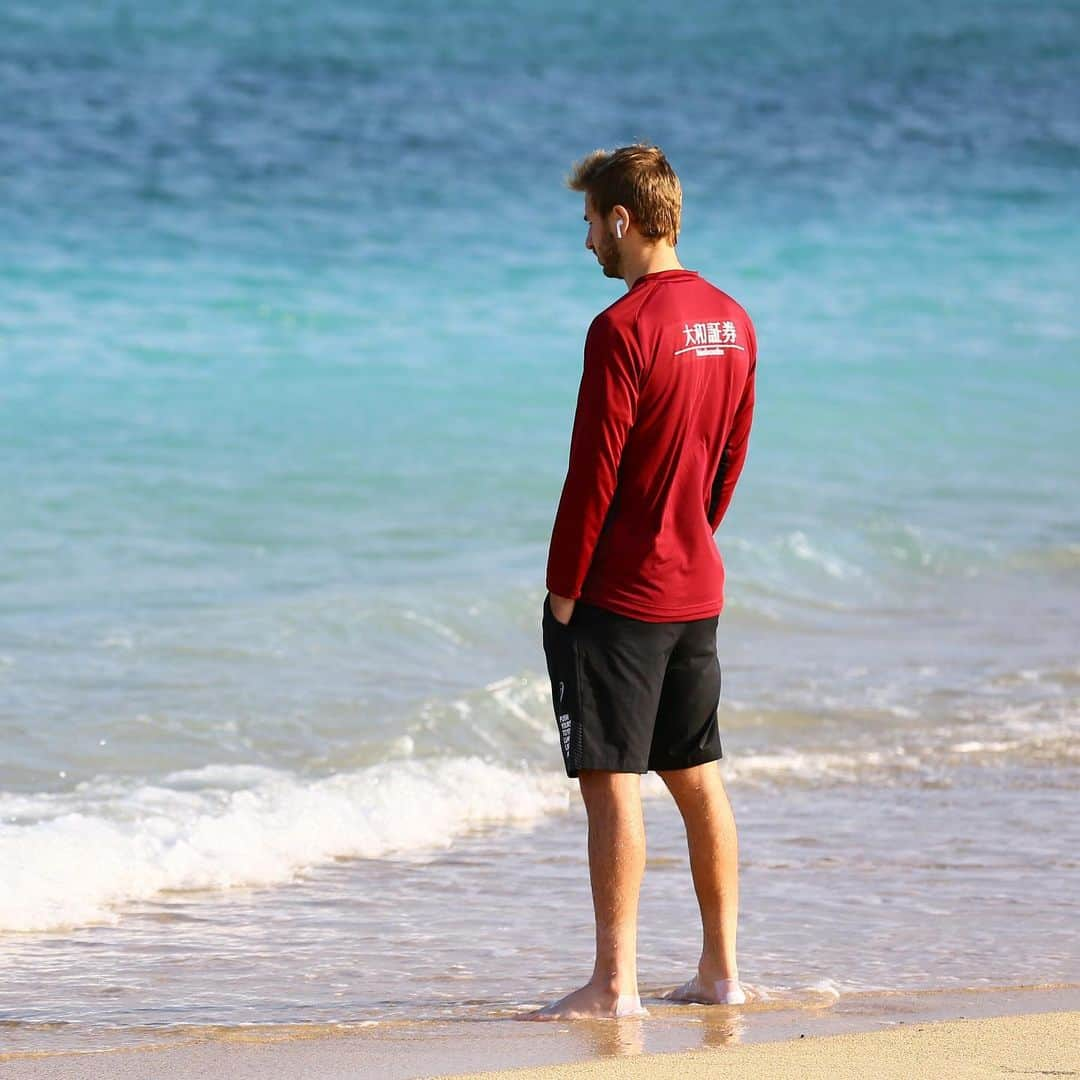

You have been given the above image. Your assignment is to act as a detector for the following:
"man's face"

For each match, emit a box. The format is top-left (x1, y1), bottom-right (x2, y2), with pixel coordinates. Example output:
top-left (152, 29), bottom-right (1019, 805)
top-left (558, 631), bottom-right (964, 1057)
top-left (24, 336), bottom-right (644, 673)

top-left (584, 198), bottom-right (622, 279)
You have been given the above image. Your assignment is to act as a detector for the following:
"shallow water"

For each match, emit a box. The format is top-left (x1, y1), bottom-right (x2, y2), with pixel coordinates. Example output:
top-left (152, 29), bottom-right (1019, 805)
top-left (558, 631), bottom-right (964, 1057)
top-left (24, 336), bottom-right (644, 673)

top-left (1, 746), bottom-right (1076, 1031)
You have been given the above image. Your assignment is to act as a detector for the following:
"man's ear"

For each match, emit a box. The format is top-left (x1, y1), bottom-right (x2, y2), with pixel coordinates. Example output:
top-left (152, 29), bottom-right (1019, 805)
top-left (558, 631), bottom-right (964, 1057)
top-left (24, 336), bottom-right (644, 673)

top-left (611, 205), bottom-right (631, 238)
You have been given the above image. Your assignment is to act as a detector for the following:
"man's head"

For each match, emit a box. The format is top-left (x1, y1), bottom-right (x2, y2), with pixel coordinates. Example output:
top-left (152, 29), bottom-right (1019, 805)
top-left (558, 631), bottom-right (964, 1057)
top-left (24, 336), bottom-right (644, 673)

top-left (567, 144), bottom-right (682, 279)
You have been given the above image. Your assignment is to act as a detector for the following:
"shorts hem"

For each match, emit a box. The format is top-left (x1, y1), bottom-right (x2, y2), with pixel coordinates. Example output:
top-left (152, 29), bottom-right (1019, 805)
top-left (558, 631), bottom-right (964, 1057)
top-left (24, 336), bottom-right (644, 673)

top-left (566, 761), bottom-right (650, 779)
top-left (565, 748), bottom-right (723, 778)
top-left (646, 746), bottom-right (724, 773)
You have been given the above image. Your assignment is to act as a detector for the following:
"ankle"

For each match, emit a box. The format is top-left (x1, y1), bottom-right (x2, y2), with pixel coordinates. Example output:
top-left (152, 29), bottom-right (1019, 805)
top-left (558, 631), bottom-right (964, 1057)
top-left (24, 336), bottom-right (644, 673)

top-left (590, 970), bottom-right (639, 998)
top-left (698, 958), bottom-right (739, 984)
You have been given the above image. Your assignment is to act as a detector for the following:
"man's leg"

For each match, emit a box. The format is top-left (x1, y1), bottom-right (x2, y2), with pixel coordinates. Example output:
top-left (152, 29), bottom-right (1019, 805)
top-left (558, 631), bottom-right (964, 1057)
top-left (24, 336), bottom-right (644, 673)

top-left (659, 761), bottom-right (745, 1004)
top-left (525, 769), bottom-right (647, 1019)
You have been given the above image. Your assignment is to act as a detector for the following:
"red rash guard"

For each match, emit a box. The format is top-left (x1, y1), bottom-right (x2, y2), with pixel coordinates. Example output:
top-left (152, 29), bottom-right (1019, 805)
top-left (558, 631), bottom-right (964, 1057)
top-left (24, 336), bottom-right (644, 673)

top-left (546, 269), bottom-right (756, 622)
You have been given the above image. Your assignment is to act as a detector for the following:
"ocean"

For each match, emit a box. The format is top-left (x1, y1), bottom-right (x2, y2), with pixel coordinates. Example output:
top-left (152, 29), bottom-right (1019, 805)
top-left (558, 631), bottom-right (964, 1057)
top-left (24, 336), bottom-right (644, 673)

top-left (1, 0), bottom-right (1077, 1051)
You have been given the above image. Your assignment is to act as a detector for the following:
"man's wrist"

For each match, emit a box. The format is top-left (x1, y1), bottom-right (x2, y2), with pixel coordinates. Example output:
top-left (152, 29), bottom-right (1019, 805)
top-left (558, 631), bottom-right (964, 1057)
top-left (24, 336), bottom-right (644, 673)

top-left (547, 590), bottom-right (577, 626)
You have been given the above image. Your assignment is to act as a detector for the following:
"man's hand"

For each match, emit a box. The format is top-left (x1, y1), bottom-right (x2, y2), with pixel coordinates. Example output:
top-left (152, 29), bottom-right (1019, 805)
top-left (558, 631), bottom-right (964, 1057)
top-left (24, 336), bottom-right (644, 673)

top-left (548, 591), bottom-right (576, 627)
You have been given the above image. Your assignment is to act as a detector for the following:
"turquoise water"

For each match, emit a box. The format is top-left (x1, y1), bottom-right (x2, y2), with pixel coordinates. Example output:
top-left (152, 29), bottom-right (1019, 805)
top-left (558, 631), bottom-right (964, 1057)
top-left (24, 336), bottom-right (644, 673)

top-left (1, 0), bottom-right (1077, 1039)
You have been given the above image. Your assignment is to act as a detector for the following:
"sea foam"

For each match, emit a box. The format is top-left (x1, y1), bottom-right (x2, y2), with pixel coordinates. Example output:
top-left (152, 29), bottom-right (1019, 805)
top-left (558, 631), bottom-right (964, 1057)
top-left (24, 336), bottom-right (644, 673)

top-left (0, 758), bottom-right (571, 933)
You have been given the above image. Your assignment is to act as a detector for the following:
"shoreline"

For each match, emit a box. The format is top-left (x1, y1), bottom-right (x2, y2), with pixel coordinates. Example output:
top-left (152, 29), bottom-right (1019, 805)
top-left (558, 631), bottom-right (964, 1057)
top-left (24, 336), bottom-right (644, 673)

top-left (2, 984), bottom-right (1077, 1079)
top-left (448, 1009), bottom-right (1080, 1080)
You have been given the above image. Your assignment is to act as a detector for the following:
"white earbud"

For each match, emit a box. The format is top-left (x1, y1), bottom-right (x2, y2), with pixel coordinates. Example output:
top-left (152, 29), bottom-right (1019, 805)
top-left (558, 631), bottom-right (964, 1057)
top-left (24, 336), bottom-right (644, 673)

top-left (615, 220), bottom-right (624, 239)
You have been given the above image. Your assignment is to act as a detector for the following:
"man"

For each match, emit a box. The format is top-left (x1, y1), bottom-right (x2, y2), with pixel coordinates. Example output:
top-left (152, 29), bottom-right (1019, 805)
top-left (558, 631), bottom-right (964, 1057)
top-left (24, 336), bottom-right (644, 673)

top-left (530, 144), bottom-right (756, 1020)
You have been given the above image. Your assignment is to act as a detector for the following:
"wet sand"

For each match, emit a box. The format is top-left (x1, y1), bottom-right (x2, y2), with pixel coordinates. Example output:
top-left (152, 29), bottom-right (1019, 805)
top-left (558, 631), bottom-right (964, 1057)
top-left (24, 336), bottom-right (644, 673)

top-left (1, 985), bottom-right (1077, 1079)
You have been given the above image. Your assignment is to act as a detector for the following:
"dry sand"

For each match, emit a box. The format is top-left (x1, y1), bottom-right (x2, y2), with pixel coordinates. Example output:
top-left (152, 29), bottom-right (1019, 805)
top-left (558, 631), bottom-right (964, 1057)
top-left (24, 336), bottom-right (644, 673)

top-left (450, 1010), bottom-right (1080, 1080)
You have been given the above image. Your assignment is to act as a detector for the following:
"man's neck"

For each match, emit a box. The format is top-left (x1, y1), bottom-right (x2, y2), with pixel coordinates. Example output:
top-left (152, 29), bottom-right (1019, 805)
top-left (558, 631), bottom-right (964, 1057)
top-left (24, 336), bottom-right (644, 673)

top-left (622, 243), bottom-right (684, 290)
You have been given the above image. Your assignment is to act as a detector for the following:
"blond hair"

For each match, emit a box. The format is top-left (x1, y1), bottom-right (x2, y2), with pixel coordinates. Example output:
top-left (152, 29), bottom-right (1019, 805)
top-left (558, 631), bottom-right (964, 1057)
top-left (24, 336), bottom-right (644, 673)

top-left (567, 144), bottom-right (682, 244)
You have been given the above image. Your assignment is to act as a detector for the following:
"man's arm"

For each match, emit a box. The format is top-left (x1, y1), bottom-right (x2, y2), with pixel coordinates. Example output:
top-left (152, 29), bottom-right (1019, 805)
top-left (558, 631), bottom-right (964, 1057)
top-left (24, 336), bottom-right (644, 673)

top-left (546, 315), bottom-right (641, 617)
top-left (708, 328), bottom-right (756, 532)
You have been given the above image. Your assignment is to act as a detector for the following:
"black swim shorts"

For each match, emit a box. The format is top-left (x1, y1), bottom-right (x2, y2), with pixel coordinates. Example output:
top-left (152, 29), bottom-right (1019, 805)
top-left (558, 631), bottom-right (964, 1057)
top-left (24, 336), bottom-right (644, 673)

top-left (541, 594), bottom-right (723, 778)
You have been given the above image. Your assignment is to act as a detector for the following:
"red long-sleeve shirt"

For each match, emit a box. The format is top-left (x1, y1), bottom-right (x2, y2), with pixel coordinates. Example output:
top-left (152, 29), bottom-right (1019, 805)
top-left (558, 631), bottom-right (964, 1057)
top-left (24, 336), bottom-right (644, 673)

top-left (546, 269), bottom-right (756, 622)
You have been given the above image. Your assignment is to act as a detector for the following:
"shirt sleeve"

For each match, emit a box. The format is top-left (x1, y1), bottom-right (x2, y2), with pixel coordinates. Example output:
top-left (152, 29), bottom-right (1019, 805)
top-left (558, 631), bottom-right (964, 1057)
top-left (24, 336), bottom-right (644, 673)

top-left (707, 320), bottom-right (756, 532)
top-left (546, 314), bottom-right (641, 599)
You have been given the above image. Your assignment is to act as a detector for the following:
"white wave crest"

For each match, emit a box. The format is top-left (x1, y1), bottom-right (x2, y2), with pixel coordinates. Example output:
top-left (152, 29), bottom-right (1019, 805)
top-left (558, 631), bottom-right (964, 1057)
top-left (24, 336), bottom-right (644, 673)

top-left (0, 758), bottom-right (571, 934)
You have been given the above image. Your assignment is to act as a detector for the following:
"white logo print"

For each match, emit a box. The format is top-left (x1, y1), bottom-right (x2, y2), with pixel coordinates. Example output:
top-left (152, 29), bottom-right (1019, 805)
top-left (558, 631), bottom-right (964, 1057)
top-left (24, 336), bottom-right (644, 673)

top-left (558, 681), bottom-right (565, 705)
top-left (675, 320), bottom-right (745, 358)
top-left (558, 713), bottom-right (572, 756)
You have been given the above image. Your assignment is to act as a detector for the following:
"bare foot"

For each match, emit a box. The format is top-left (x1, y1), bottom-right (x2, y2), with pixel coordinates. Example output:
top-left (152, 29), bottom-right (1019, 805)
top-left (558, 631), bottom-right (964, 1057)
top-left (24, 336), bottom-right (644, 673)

top-left (665, 974), bottom-right (747, 1005)
top-left (520, 981), bottom-right (648, 1021)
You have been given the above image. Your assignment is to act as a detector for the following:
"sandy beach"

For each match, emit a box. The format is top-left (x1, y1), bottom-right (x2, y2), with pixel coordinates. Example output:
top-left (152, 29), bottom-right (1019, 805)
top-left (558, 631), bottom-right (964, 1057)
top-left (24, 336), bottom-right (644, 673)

top-left (449, 1011), bottom-right (1080, 1080)
top-left (2, 986), bottom-right (1077, 1079)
